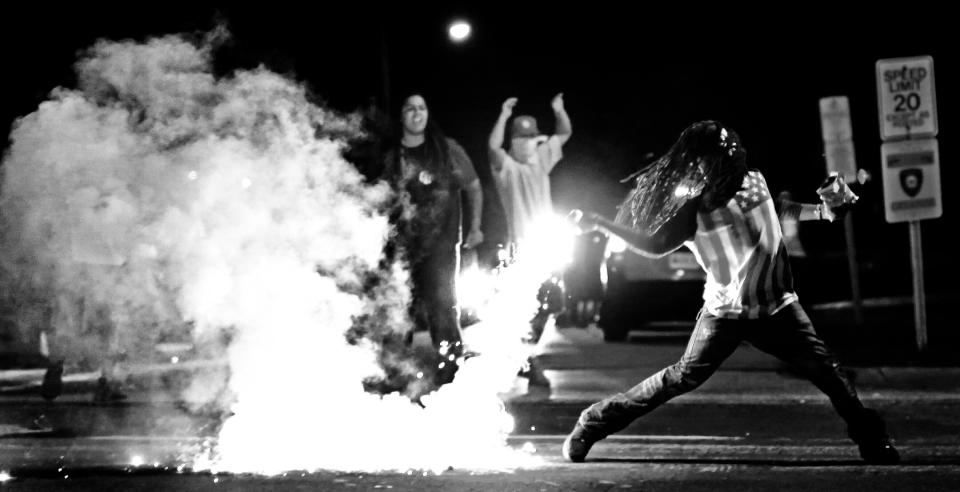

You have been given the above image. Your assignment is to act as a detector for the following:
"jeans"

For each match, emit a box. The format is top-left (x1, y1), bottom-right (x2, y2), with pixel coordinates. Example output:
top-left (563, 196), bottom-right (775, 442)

top-left (409, 241), bottom-right (463, 354)
top-left (579, 302), bottom-right (873, 438)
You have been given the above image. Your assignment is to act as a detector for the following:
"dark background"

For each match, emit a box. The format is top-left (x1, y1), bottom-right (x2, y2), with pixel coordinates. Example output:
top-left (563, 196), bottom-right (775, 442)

top-left (1, 3), bottom-right (955, 301)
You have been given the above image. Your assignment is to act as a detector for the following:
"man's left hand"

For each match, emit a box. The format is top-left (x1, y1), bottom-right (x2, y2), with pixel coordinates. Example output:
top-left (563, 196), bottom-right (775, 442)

top-left (551, 93), bottom-right (565, 113)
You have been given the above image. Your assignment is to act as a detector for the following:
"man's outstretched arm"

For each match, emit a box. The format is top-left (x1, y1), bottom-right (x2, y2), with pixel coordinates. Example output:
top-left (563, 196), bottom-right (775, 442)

top-left (569, 200), bottom-right (698, 258)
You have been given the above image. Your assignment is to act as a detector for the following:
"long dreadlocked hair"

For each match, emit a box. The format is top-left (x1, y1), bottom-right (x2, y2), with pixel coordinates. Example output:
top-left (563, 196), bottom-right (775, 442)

top-left (616, 120), bottom-right (748, 234)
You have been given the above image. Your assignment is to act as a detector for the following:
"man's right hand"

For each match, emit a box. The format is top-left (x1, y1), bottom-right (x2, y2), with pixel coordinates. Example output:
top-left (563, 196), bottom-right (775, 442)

top-left (501, 97), bottom-right (518, 117)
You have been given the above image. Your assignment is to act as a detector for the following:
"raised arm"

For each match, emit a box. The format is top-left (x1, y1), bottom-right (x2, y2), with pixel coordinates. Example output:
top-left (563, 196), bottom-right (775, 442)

top-left (488, 97), bottom-right (516, 173)
top-left (552, 93), bottom-right (572, 146)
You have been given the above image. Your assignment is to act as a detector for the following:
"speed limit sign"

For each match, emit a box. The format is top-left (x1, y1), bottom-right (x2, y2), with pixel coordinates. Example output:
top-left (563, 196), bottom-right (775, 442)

top-left (876, 56), bottom-right (937, 140)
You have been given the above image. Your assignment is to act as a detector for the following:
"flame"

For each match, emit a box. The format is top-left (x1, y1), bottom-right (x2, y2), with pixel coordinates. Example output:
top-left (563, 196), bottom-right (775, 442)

top-left (200, 218), bottom-right (580, 474)
top-left (457, 262), bottom-right (497, 319)
top-left (458, 213), bottom-right (578, 325)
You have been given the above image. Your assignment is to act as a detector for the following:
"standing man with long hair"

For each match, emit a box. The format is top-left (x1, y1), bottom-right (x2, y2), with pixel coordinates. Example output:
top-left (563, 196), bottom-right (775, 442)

top-left (382, 93), bottom-right (483, 385)
top-left (564, 120), bottom-right (898, 465)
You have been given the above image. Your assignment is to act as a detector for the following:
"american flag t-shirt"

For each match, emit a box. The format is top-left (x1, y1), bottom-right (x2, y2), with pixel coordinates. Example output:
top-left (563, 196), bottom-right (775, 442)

top-left (684, 170), bottom-right (798, 318)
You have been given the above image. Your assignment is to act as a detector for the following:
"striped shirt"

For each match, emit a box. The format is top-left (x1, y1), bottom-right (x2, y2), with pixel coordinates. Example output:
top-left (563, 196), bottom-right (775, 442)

top-left (684, 170), bottom-right (798, 319)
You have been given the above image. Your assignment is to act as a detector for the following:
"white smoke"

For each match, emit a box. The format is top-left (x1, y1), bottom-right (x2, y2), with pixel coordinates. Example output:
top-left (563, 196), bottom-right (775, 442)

top-left (0, 30), bottom-right (534, 473)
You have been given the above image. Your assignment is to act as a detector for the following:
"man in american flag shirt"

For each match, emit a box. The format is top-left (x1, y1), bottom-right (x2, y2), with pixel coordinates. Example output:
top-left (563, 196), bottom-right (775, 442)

top-left (562, 121), bottom-right (899, 465)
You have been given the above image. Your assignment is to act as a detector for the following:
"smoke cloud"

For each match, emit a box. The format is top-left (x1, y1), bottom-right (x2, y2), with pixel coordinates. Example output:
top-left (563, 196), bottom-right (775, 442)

top-left (0, 29), bottom-right (532, 473)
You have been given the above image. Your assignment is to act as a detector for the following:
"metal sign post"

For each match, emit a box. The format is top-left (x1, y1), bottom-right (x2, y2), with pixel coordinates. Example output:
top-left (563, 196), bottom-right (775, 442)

top-left (819, 96), bottom-right (862, 325)
top-left (876, 56), bottom-right (940, 353)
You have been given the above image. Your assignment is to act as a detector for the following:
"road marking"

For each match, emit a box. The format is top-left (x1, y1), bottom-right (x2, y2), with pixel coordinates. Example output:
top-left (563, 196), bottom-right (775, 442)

top-left (85, 436), bottom-right (211, 442)
top-left (0, 436), bottom-right (210, 447)
top-left (545, 392), bottom-right (960, 404)
top-left (509, 434), bottom-right (744, 442)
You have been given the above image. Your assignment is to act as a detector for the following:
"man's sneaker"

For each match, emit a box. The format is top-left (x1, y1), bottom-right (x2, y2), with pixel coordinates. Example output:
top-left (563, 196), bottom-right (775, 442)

top-left (40, 361), bottom-right (63, 401)
top-left (562, 423), bottom-right (600, 462)
top-left (857, 438), bottom-right (900, 465)
top-left (523, 311), bottom-right (550, 344)
top-left (849, 408), bottom-right (900, 465)
top-left (518, 358), bottom-right (550, 388)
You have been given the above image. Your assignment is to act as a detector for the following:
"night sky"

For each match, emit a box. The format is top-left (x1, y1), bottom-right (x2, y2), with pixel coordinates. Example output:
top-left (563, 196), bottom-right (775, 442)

top-left (1, 4), bottom-right (956, 298)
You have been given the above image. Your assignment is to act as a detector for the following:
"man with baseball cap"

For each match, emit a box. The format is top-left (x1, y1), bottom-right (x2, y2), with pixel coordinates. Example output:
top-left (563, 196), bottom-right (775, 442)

top-left (488, 94), bottom-right (572, 385)
top-left (489, 94), bottom-right (571, 244)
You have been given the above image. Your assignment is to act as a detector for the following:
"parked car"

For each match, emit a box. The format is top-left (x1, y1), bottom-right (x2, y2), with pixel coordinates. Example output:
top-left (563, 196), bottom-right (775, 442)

top-left (597, 237), bottom-right (705, 342)
top-left (557, 231), bottom-right (607, 328)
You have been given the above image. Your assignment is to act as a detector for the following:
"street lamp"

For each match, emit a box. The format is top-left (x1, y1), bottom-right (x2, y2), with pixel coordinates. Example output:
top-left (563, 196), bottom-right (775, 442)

top-left (448, 20), bottom-right (471, 43)
top-left (380, 18), bottom-right (473, 111)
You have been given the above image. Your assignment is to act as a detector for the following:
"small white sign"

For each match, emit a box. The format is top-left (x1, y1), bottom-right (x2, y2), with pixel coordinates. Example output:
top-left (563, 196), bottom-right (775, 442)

top-left (819, 96), bottom-right (853, 142)
top-left (876, 56), bottom-right (938, 140)
top-left (880, 138), bottom-right (941, 223)
top-left (824, 140), bottom-right (857, 183)
top-left (819, 96), bottom-right (857, 182)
